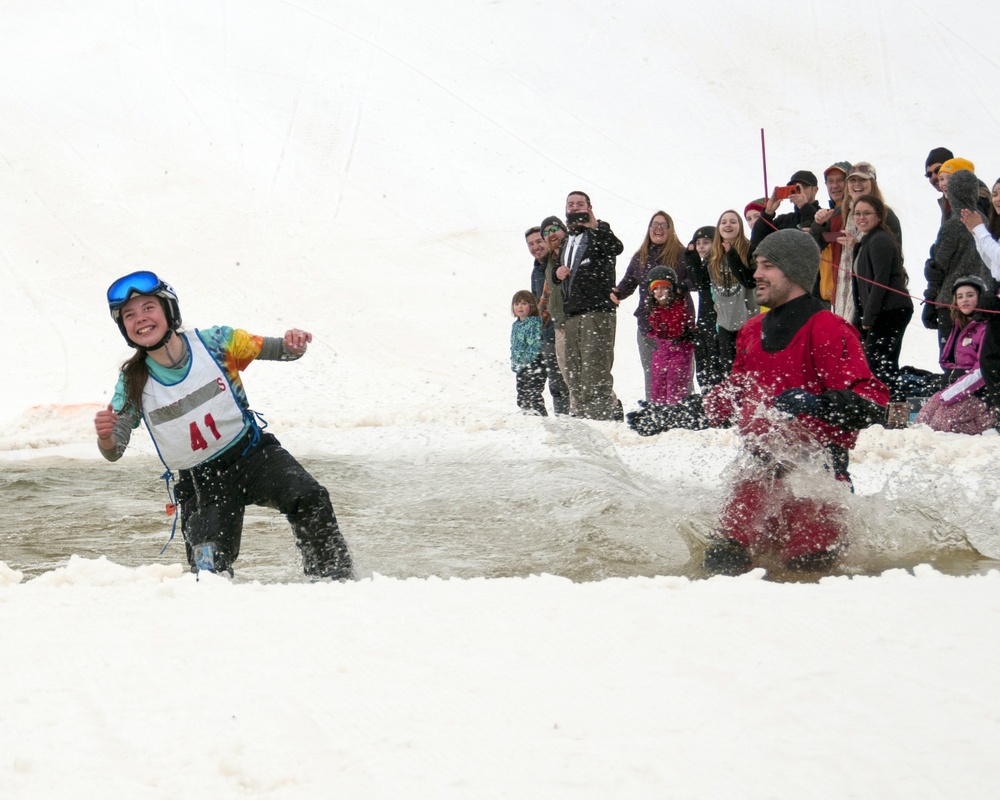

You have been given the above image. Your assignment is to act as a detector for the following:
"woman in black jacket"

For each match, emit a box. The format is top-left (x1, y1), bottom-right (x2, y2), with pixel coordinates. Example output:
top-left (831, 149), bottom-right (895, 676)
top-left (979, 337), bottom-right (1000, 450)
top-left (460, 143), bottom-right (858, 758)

top-left (851, 194), bottom-right (913, 397)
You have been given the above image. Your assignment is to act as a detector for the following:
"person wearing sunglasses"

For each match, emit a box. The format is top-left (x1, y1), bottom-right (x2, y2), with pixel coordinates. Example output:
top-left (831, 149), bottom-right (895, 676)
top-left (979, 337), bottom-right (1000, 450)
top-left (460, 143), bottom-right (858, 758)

top-left (525, 225), bottom-right (569, 415)
top-left (93, 271), bottom-right (353, 581)
top-left (924, 147), bottom-right (954, 227)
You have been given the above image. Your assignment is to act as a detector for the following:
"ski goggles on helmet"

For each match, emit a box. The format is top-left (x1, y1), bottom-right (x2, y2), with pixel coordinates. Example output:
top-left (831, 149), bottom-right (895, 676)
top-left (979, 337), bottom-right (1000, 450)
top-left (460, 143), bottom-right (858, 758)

top-left (107, 271), bottom-right (169, 310)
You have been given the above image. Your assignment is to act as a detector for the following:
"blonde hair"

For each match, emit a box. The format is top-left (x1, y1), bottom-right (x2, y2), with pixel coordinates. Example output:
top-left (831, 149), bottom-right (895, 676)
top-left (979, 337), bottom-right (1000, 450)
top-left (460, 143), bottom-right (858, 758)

top-left (708, 210), bottom-right (749, 289)
top-left (844, 172), bottom-right (886, 219)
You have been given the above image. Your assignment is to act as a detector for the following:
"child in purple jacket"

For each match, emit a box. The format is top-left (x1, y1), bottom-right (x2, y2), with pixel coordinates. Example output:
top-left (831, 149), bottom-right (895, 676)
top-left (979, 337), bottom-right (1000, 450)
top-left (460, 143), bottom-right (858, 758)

top-left (915, 275), bottom-right (996, 434)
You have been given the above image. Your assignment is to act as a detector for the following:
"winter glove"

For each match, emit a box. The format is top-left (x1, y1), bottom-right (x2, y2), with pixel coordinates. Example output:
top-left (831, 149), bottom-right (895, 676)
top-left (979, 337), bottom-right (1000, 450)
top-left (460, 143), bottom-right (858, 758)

top-left (896, 369), bottom-right (942, 398)
top-left (773, 388), bottom-right (886, 429)
top-left (773, 388), bottom-right (826, 417)
top-left (626, 396), bottom-right (709, 436)
top-left (920, 301), bottom-right (939, 330)
top-left (626, 401), bottom-right (668, 437)
top-left (671, 329), bottom-right (695, 345)
top-left (684, 249), bottom-right (710, 291)
top-left (923, 253), bottom-right (944, 285)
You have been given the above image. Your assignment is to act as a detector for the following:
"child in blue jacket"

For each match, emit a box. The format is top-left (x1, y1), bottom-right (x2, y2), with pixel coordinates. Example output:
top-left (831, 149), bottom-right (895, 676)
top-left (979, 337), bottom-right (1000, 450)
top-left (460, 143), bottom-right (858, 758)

top-left (510, 290), bottom-right (547, 416)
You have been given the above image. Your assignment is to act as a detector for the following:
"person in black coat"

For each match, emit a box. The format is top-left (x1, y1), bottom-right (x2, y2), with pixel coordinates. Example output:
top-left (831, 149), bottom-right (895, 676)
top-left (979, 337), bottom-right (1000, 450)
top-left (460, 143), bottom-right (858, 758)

top-left (851, 195), bottom-right (913, 398)
top-left (749, 169), bottom-right (822, 254)
top-left (551, 191), bottom-right (624, 420)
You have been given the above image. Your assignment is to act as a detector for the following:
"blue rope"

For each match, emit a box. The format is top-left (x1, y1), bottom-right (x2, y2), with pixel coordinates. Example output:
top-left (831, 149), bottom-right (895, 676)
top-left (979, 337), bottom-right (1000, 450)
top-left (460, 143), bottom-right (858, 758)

top-left (240, 409), bottom-right (268, 456)
top-left (158, 469), bottom-right (179, 555)
top-left (157, 411), bottom-right (266, 555)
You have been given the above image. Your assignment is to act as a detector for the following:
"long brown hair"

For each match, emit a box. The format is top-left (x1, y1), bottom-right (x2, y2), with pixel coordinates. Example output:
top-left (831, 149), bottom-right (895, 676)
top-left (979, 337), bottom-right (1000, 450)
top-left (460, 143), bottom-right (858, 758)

top-left (636, 211), bottom-right (684, 270)
top-left (951, 281), bottom-right (983, 328)
top-left (118, 296), bottom-right (174, 413)
top-left (855, 194), bottom-right (908, 287)
top-left (988, 178), bottom-right (1000, 240)
top-left (120, 350), bottom-right (150, 414)
top-left (708, 210), bottom-right (749, 289)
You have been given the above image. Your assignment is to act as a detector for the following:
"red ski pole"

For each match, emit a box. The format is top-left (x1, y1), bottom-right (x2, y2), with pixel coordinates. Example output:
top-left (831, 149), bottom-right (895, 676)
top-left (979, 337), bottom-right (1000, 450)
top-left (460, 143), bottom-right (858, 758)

top-left (761, 128), bottom-right (769, 198)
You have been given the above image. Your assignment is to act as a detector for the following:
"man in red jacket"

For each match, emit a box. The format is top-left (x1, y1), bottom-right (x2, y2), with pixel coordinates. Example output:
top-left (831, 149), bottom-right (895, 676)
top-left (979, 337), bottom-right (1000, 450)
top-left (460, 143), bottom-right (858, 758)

top-left (628, 229), bottom-right (889, 574)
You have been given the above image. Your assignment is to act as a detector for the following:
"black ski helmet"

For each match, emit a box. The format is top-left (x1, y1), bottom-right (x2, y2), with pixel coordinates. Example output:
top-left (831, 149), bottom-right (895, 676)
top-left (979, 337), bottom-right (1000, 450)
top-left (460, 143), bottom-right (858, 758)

top-left (952, 275), bottom-right (988, 297)
top-left (106, 270), bottom-right (182, 349)
top-left (647, 265), bottom-right (679, 290)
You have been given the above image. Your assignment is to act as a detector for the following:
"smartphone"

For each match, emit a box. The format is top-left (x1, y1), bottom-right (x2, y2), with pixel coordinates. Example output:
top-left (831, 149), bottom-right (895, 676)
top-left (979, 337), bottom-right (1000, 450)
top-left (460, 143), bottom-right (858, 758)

top-left (774, 185), bottom-right (795, 200)
top-left (822, 231), bottom-right (841, 243)
top-left (566, 212), bottom-right (590, 225)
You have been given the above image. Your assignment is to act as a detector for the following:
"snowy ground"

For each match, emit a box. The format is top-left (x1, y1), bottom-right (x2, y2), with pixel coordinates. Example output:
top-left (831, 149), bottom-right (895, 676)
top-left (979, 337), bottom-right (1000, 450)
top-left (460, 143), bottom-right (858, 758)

top-left (3, 1), bottom-right (1000, 797)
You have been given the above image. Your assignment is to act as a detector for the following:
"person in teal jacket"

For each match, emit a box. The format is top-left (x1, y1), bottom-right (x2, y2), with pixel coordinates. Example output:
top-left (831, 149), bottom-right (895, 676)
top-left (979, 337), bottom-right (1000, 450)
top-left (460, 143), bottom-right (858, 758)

top-left (510, 289), bottom-right (547, 416)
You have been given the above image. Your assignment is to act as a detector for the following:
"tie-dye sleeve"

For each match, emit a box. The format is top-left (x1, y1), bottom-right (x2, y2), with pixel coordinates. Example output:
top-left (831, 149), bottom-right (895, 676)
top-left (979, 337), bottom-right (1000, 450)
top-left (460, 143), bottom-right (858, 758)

top-left (195, 327), bottom-right (263, 412)
top-left (227, 328), bottom-right (266, 370)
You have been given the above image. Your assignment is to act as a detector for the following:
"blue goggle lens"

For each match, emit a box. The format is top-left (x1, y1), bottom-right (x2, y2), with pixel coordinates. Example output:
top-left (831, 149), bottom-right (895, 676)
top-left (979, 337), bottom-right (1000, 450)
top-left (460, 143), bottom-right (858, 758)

top-left (107, 271), bottom-right (163, 309)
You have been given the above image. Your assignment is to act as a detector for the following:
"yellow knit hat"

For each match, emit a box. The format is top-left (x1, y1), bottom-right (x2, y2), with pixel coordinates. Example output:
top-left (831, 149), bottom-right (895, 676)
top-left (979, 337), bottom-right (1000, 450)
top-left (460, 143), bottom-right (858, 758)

top-left (939, 157), bottom-right (975, 175)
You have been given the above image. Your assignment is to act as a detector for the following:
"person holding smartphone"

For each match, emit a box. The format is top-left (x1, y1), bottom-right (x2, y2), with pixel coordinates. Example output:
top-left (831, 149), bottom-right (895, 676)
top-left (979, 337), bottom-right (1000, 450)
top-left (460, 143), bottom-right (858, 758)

top-left (749, 170), bottom-right (822, 255)
top-left (551, 191), bottom-right (624, 420)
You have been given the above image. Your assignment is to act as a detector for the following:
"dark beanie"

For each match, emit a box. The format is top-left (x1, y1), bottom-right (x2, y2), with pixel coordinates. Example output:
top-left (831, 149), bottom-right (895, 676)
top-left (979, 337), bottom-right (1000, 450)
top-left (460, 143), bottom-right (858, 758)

top-left (690, 225), bottom-right (715, 244)
top-left (788, 170), bottom-right (818, 187)
top-left (754, 229), bottom-right (820, 292)
top-left (926, 147), bottom-right (954, 169)
top-left (540, 215), bottom-right (566, 233)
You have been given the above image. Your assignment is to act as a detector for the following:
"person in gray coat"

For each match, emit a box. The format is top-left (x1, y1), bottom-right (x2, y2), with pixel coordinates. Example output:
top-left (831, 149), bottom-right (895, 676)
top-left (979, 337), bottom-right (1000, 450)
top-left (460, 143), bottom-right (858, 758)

top-left (922, 169), bottom-right (994, 354)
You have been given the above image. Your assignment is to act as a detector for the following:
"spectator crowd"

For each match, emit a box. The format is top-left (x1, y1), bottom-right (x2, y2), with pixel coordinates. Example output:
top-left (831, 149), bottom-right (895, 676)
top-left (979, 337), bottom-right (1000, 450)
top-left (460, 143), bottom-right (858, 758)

top-left (508, 148), bottom-right (1000, 575)
top-left (512, 148), bottom-right (1000, 437)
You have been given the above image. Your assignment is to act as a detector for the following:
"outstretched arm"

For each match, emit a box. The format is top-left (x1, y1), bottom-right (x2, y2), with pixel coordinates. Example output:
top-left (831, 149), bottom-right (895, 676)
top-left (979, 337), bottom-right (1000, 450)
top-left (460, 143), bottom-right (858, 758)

top-left (965, 215), bottom-right (1000, 282)
top-left (773, 387), bottom-right (887, 430)
top-left (258, 329), bottom-right (313, 361)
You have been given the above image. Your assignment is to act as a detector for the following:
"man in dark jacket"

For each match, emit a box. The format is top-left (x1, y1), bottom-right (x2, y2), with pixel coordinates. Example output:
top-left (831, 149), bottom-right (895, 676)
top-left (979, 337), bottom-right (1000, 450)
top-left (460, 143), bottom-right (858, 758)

top-left (526, 225), bottom-right (569, 415)
top-left (750, 170), bottom-right (822, 253)
top-left (627, 229), bottom-right (888, 575)
top-left (551, 191), bottom-right (624, 420)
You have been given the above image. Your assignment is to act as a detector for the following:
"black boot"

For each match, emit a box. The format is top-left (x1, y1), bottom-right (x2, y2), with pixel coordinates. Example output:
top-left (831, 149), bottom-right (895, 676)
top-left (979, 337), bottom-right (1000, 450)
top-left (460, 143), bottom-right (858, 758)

top-left (784, 549), bottom-right (838, 573)
top-left (703, 537), bottom-right (752, 576)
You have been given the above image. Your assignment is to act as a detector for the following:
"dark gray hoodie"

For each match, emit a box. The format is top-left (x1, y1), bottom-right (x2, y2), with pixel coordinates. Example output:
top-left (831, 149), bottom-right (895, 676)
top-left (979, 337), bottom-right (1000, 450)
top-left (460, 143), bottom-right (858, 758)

top-left (924, 170), bottom-right (992, 304)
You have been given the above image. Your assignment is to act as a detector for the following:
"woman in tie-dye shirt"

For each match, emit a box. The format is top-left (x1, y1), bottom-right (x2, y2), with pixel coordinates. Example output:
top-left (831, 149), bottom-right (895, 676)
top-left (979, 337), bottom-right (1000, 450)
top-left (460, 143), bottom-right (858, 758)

top-left (93, 270), bottom-right (353, 581)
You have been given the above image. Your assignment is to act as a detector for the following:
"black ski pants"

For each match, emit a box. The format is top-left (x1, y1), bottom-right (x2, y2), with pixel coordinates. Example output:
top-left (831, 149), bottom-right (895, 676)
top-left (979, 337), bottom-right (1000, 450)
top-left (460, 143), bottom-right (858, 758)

top-left (174, 432), bottom-right (353, 579)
